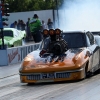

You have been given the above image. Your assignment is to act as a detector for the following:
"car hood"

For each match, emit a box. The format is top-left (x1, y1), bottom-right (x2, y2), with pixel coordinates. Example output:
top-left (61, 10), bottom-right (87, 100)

top-left (0, 37), bottom-right (13, 44)
top-left (21, 48), bottom-right (88, 71)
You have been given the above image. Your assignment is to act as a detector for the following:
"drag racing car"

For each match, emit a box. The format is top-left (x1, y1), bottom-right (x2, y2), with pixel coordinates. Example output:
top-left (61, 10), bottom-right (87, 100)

top-left (0, 28), bottom-right (26, 48)
top-left (19, 29), bottom-right (100, 84)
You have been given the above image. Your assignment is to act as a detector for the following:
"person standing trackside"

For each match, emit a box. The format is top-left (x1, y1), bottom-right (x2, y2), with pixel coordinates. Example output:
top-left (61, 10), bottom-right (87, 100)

top-left (20, 20), bottom-right (26, 31)
top-left (17, 19), bottom-right (21, 30)
top-left (26, 18), bottom-right (31, 40)
top-left (47, 18), bottom-right (53, 29)
top-left (29, 14), bottom-right (42, 43)
top-left (42, 20), bottom-right (47, 30)
top-left (10, 21), bottom-right (17, 28)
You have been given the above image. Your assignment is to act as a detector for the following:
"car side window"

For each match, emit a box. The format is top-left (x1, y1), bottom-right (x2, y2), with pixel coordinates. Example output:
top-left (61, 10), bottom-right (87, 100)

top-left (3, 30), bottom-right (13, 37)
top-left (86, 32), bottom-right (94, 45)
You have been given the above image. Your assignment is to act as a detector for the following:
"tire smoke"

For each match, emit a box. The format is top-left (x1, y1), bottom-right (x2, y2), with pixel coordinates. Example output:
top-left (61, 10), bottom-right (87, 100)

top-left (57, 0), bottom-right (100, 31)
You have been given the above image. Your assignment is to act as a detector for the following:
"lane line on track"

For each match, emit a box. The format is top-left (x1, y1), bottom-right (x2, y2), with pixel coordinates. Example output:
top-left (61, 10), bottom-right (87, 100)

top-left (0, 73), bottom-right (19, 80)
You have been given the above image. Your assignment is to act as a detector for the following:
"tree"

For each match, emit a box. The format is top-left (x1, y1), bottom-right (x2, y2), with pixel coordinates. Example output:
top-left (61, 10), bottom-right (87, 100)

top-left (5, 0), bottom-right (64, 12)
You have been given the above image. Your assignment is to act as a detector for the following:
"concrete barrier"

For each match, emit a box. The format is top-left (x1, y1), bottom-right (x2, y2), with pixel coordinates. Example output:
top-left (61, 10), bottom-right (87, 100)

top-left (0, 49), bottom-right (8, 66)
top-left (0, 43), bottom-right (40, 66)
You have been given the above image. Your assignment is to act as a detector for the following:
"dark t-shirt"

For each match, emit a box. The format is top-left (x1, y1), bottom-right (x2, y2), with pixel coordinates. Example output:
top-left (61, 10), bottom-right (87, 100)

top-left (47, 22), bottom-right (53, 29)
top-left (21, 23), bottom-right (26, 30)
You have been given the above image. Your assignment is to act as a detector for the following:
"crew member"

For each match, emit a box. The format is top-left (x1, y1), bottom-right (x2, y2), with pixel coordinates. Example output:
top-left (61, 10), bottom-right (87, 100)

top-left (29, 14), bottom-right (42, 43)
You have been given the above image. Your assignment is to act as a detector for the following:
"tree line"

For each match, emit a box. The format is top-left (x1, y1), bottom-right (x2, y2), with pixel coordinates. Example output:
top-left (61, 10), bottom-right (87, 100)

top-left (6, 0), bottom-right (65, 12)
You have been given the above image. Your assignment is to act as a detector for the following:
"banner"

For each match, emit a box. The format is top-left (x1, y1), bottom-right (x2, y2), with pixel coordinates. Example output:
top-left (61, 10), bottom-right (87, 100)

top-left (7, 43), bottom-right (40, 65)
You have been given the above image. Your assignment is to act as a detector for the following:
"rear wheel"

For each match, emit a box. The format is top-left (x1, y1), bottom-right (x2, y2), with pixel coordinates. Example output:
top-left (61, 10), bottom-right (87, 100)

top-left (97, 68), bottom-right (100, 73)
top-left (94, 68), bottom-right (100, 75)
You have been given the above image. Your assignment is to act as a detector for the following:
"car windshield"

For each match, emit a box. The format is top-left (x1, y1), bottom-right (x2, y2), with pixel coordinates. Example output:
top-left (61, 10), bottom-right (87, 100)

top-left (3, 30), bottom-right (13, 37)
top-left (62, 33), bottom-right (86, 48)
top-left (39, 32), bottom-right (86, 50)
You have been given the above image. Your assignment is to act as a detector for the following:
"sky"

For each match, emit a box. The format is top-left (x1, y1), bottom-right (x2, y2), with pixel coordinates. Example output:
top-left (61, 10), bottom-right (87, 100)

top-left (58, 0), bottom-right (100, 31)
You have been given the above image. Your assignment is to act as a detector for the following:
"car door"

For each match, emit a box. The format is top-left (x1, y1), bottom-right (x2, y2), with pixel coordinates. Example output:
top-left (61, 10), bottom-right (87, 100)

top-left (86, 32), bottom-right (100, 72)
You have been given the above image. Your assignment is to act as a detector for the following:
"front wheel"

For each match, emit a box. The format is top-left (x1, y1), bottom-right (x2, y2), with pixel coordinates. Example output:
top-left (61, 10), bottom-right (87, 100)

top-left (84, 63), bottom-right (92, 78)
top-left (27, 83), bottom-right (35, 86)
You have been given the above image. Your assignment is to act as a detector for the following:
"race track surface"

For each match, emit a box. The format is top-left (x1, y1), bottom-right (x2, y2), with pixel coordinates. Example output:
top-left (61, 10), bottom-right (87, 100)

top-left (0, 63), bottom-right (100, 100)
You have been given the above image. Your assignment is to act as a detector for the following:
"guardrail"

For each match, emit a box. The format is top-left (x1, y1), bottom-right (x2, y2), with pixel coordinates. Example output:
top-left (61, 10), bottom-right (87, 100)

top-left (0, 43), bottom-right (40, 66)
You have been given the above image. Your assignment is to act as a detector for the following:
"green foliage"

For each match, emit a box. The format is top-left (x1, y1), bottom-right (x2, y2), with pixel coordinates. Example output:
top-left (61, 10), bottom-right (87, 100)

top-left (5, 0), bottom-right (64, 12)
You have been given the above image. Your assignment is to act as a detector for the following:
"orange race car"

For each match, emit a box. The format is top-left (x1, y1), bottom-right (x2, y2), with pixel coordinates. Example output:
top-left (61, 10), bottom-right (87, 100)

top-left (19, 29), bottom-right (100, 84)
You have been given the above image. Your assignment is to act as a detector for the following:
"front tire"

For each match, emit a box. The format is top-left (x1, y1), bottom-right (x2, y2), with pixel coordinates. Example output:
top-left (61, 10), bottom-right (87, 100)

top-left (27, 83), bottom-right (35, 85)
top-left (84, 62), bottom-right (92, 78)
